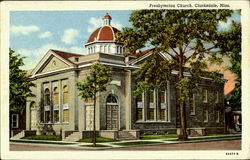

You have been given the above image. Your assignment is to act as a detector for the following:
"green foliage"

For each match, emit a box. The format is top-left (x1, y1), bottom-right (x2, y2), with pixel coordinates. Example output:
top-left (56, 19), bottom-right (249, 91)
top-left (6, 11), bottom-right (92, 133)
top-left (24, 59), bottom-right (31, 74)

top-left (217, 17), bottom-right (241, 109)
top-left (140, 134), bottom-right (178, 140)
top-left (114, 141), bottom-right (161, 146)
top-left (9, 48), bottom-right (35, 113)
top-left (78, 137), bottom-right (117, 143)
top-left (22, 135), bottom-right (62, 141)
top-left (117, 10), bottom-right (234, 140)
top-left (77, 62), bottom-right (112, 100)
top-left (117, 10), bottom-right (233, 100)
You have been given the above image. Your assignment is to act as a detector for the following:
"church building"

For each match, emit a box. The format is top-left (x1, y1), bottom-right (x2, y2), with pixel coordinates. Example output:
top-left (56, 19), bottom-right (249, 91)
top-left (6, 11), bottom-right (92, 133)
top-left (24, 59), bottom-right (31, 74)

top-left (23, 13), bottom-right (225, 141)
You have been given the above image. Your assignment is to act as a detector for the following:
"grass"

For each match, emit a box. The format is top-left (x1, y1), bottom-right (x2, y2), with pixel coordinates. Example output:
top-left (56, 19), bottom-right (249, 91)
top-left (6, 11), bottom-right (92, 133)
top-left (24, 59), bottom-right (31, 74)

top-left (165, 135), bottom-right (241, 141)
top-left (21, 135), bottom-right (62, 141)
top-left (114, 141), bottom-right (161, 146)
top-left (78, 137), bottom-right (117, 143)
top-left (140, 134), bottom-right (178, 140)
top-left (80, 144), bottom-right (110, 147)
top-left (10, 139), bottom-right (74, 145)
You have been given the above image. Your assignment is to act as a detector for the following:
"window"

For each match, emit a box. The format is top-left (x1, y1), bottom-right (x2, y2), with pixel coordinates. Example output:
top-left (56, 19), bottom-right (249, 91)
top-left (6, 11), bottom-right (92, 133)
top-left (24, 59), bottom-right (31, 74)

top-left (215, 91), bottom-right (219, 103)
top-left (149, 90), bottom-right (154, 103)
top-left (63, 86), bottom-right (69, 122)
top-left (86, 97), bottom-right (94, 104)
top-left (117, 46), bottom-right (119, 54)
top-left (53, 87), bottom-right (59, 123)
top-left (104, 45), bottom-right (107, 53)
top-left (216, 111), bottom-right (220, 123)
top-left (100, 46), bottom-right (103, 53)
top-left (120, 47), bottom-right (123, 54)
top-left (190, 93), bottom-right (196, 115)
top-left (160, 91), bottom-right (167, 121)
top-left (202, 89), bottom-right (208, 103)
top-left (44, 88), bottom-right (51, 123)
top-left (203, 110), bottom-right (208, 122)
top-left (136, 93), bottom-right (143, 121)
top-left (148, 90), bottom-right (155, 121)
top-left (12, 114), bottom-right (19, 128)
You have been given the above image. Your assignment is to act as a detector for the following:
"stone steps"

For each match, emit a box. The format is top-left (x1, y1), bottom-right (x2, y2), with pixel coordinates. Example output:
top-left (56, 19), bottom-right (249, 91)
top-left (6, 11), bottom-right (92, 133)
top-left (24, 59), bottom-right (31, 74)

top-left (118, 131), bottom-right (137, 140)
top-left (10, 130), bottom-right (25, 140)
top-left (64, 132), bottom-right (81, 142)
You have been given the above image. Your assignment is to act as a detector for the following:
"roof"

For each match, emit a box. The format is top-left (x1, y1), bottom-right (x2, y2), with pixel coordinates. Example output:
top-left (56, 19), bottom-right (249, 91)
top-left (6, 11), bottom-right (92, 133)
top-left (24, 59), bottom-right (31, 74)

top-left (131, 48), bottom-right (155, 57)
top-left (103, 13), bottom-right (112, 19)
top-left (51, 49), bottom-right (83, 64)
top-left (87, 26), bottom-right (120, 43)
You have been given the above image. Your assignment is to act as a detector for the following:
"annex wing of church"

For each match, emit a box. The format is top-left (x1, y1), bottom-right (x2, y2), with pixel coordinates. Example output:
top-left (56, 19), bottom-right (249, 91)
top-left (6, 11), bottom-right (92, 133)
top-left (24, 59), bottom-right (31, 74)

top-left (24, 13), bottom-right (225, 140)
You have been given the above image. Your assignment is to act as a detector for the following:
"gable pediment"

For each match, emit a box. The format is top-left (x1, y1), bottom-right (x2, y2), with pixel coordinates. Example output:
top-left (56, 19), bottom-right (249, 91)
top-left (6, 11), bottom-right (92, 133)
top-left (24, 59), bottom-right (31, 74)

top-left (30, 50), bottom-right (73, 76)
top-left (129, 51), bottom-right (168, 67)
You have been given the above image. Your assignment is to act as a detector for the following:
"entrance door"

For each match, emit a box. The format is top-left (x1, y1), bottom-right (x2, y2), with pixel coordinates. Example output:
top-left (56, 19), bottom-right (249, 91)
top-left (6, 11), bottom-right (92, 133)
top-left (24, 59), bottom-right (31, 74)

top-left (106, 94), bottom-right (118, 130)
top-left (85, 105), bottom-right (94, 130)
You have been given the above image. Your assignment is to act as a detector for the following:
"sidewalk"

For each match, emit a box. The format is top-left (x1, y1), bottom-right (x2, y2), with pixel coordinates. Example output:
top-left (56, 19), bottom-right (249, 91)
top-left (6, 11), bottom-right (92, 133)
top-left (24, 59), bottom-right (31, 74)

top-left (10, 134), bottom-right (241, 150)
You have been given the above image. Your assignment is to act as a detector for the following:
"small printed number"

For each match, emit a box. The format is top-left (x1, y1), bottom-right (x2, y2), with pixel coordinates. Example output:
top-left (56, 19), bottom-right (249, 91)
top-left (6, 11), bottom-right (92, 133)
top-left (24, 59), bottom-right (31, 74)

top-left (226, 152), bottom-right (239, 155)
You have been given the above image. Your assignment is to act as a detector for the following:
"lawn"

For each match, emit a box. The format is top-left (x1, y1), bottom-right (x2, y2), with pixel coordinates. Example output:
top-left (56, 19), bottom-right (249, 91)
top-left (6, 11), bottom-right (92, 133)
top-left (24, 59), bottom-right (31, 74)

top-left (80, 144), bottom-right (110, 147)
top-left (165, 134), bottom-right (241, 141)
top-left (21, 135), bottom-right (62, 141)
top-left (140, 134), bottom-right (178, 140)
top-left (114, 141), bottom-right (161, 146)
top-left (78, 137), bottom-right (117, 143)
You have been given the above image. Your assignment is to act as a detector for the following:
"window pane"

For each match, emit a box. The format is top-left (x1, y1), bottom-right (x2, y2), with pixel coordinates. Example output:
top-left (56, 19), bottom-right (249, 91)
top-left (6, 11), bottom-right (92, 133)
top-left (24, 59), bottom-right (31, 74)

top-left (45, 89), bottom-right (50, 105)
top-left (137, 94), bottom-right (142, 103)
top-left (149, 90), bottom-right (154, 103)
top-left (203, 89), bottom-right (207, 102)
top-left (54, 110), bottom-right (59, 122)
top-left (149, 108), bottom-right (155, 120)
top-left (63, 109), bottom-right (69, 122)
top-left (63, 91), bottom-right (68, 104)
top-left (160, 109), bottom-right (166, 120)
top-left (45, 111), bottom-right (50, 123)
top-left (136, 108), bottom-right (143, 121)
top-left (160, 91), bottom-right (165, 104)
top-left (54, 93), bottom-right (59, 105)
top-left (86, 97), bottom-right (93, 103)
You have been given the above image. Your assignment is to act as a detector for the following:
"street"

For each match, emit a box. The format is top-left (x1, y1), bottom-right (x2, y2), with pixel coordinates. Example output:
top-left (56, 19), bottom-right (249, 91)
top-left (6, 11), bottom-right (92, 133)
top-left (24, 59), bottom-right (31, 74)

top-left (10, 139), bottom-right (241, 151)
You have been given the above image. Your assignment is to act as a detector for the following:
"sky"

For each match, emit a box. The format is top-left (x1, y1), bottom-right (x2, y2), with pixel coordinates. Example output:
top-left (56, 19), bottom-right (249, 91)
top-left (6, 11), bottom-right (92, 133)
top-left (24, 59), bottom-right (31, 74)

top-left (10, 10), bottom-right (240, 94)
top-left (10, 10), bottom-right (132, 70)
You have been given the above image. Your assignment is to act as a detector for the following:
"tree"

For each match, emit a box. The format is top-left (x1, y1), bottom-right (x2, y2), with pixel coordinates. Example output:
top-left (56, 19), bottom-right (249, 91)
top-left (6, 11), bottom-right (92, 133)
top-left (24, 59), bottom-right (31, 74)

top-left (9, 48), bottom-right (35, 113)
top-left (77, 62), bottom-right (111, 146)
top-left (217, 20), bottom-right (241, 110)
top-left (117, 10), bottom-right (233, 140)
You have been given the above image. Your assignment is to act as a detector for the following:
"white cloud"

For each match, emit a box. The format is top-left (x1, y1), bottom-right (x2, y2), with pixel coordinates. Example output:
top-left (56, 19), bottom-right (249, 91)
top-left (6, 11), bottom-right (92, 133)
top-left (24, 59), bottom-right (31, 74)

top-left (39, 31), bottom-right (53, 39)
top-left (62, 29), bottom-right (79, 45)
top-left (87, 17), bottom-right (123, 33)
top-left (10, 25), bottom-right (39, 35)
top-left (16, 44), bottom-right (87, 70)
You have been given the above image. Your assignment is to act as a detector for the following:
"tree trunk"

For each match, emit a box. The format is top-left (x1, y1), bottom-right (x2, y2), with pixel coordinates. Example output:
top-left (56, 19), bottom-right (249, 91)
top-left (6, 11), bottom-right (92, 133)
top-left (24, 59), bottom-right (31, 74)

top-left (93, 93), bottom-right (96, 147)
top-left (178, 49), bottom-right (188, 141)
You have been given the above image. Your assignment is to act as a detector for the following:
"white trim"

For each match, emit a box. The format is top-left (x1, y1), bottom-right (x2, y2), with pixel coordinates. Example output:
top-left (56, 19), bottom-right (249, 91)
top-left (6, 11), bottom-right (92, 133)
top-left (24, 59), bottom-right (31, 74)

top-left (31, 50), bottom-right (73, 75)
top-left (129, 51), bottom-right (153, 65)
top-left (30, 66), bottom-right (74, 78)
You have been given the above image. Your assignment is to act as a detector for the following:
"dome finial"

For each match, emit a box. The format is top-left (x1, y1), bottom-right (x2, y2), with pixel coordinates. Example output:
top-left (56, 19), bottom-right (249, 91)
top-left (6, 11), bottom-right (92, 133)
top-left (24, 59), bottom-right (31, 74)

top-left (103, 13), bottom-right (112, 26)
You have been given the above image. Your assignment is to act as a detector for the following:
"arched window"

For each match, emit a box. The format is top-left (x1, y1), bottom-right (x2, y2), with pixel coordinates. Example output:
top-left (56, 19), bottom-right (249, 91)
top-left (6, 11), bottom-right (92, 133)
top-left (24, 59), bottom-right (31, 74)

top-left (30, 102), bottom-right (36, 108)
top-left (106, 94), bottom-right (117, 104)
top-left (63, 86), bottom-right (69, 122)
top-left (53, 87), bottom-right (59, 122)
top-left (44, 88), bottom-right (51, 123)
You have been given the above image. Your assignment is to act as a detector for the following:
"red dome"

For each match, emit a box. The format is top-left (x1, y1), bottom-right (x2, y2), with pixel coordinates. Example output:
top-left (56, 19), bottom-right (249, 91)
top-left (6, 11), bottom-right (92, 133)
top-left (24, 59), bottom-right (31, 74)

top-left (87, 26), bottom-right (120, 43)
